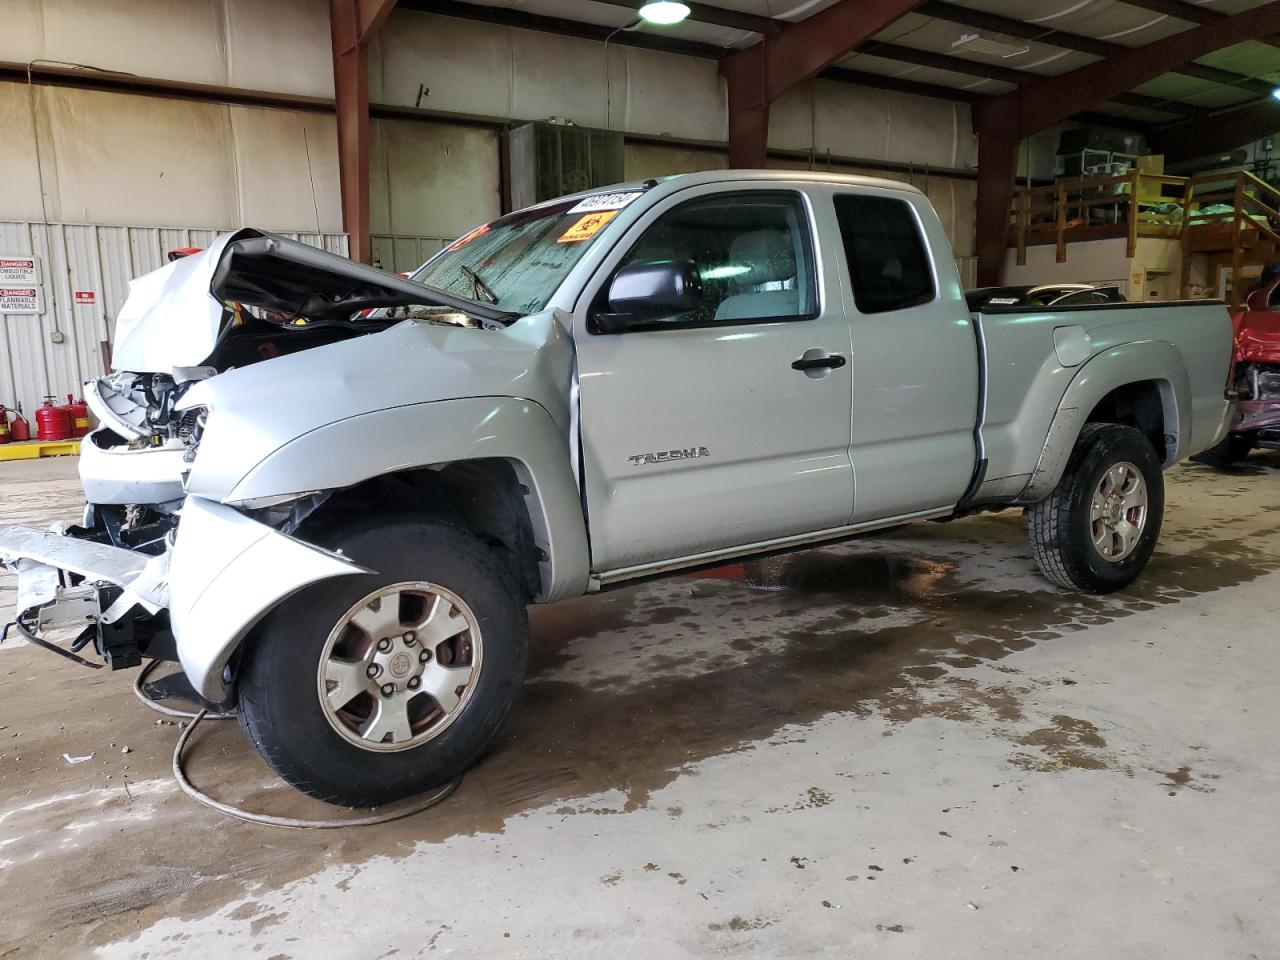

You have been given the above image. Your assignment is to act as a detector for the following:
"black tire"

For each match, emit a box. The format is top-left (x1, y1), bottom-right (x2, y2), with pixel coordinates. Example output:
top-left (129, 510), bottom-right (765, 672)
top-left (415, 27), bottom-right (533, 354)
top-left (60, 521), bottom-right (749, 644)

top-left (1026, 423), bottom-right (1164, 594)
top-left (237, 518), bottom-right (528, 806)
top-left (1190, 430), bottom-right (1256, 467)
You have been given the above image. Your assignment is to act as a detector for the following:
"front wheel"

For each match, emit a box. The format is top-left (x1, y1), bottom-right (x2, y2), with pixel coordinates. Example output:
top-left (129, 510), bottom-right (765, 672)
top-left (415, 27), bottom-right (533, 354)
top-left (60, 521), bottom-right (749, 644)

top-left (236, 519), bottom-right (529, 806)
top-left (1026, 423), bottom-right (1164, 594)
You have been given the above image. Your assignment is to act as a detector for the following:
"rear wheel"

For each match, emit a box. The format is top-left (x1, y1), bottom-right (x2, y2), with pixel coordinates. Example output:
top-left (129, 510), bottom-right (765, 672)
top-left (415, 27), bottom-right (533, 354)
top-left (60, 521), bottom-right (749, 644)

top-left (1026, 423), bottom-right (1164, 593)
top-left (237, 519), bottom-right (528, 806)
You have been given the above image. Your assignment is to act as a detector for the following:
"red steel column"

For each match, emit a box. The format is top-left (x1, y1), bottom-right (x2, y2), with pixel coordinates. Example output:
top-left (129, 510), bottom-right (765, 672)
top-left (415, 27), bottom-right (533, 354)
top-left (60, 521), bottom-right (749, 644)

top-left (722, 45), bottom-right (770, 169)
top-left (330, 0), bottom-right (397, 264)
top-left (974, 99), bottom-right (1019, 288)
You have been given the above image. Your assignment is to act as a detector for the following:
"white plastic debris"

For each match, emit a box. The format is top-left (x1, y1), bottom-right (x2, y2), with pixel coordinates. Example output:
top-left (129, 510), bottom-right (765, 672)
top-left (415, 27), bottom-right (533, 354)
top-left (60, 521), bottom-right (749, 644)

top-left (62, 752), bottom-right (93, 765)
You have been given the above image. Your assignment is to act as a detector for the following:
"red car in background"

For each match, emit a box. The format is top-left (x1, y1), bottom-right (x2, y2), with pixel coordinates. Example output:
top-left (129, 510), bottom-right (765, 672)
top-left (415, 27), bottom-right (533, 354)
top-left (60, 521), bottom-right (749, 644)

top-left (1195, 267), bottom-right (1280, 466)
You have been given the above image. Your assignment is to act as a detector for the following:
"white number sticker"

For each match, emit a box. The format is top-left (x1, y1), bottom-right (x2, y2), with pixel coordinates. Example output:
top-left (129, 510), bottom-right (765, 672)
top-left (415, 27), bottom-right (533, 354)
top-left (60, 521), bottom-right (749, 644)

top-left (568, 192), bottom-right (643, 214)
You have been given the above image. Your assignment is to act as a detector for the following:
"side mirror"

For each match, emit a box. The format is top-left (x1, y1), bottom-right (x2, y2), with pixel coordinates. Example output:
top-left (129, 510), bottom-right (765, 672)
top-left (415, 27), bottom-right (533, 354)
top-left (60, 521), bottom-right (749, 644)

top-left (595, 259), bottom-right (702, 333)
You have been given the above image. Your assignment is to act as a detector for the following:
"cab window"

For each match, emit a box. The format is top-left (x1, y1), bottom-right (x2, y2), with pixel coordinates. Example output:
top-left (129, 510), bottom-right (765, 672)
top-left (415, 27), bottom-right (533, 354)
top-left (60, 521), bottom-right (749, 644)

top-left (606, 191), bottom-right (817, 329)
top-left (834, 194), bottom-right (935, 314)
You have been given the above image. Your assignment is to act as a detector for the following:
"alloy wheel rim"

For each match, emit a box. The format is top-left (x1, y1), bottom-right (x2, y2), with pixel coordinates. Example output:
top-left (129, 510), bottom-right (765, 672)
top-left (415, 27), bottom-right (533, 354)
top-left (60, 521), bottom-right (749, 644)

top-left (316, 582), bottom-right (483, 752)
top-left (1089, 461), bottom-right (1148, 562)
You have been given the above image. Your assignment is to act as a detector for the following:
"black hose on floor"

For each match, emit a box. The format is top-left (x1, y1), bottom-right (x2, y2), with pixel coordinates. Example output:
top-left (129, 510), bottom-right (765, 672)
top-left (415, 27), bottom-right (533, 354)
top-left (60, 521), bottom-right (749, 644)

top-left (136, 659), bottom-right (461, 828)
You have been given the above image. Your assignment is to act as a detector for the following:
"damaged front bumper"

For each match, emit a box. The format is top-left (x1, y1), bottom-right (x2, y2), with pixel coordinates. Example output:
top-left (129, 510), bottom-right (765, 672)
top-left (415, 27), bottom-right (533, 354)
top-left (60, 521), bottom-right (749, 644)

top-left (1, 496), bottom-right (366, 700)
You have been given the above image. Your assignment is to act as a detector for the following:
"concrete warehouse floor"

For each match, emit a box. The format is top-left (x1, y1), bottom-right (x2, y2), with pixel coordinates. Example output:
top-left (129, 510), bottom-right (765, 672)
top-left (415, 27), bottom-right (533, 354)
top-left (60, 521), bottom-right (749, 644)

top-left (1, 454), bottom-right (1279, 959)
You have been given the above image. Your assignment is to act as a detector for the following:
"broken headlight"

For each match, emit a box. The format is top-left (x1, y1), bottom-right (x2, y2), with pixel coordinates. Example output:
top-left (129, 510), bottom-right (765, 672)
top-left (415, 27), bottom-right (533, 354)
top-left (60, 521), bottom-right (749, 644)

top-left (177, 406), bottom-right (207, 463)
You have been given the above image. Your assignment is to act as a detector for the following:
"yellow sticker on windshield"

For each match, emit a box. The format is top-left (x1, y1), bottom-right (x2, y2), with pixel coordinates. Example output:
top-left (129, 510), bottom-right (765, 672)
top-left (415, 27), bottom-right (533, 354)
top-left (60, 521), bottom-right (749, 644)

top-left (557, 210), bottom-right (618, 244)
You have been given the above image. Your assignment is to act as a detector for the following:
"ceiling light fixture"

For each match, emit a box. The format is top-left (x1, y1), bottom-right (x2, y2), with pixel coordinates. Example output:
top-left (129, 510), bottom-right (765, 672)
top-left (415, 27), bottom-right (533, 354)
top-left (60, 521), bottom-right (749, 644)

top-left (952, 33), bottom-right (1030, 59)
top-left (638, 2), bottom-right (691, 26)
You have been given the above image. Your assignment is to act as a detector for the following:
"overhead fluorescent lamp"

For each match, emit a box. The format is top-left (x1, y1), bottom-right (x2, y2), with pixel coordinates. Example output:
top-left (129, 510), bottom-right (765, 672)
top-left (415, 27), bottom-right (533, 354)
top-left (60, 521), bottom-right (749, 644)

top-left (951, 33), bottom-right (1030, 59)
top-left (639, 2), bottom-right (690, 25)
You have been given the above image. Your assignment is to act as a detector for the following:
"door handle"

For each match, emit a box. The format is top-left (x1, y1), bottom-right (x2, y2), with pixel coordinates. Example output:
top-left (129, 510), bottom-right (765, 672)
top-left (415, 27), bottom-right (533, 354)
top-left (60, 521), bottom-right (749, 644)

top-left (791, 353), bottom-right (846, 371)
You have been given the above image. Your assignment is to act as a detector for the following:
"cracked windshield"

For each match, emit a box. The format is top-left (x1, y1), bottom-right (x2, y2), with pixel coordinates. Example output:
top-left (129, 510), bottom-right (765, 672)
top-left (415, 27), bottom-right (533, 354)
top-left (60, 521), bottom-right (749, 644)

top-left (411, 193), bottom-right (639, 315)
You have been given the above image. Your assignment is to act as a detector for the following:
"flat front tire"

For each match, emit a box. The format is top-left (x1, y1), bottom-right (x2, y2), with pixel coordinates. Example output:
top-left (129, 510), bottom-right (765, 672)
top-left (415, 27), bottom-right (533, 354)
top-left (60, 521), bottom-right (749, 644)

top-left (1026, 423), bottom-right (1164, 594)
top-left (236, 519), bottom-right (528, 806)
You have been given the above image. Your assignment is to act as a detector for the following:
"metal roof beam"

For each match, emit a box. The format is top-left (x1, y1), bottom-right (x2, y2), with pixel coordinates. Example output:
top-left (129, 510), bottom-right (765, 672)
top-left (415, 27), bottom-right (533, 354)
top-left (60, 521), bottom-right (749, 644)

top-left (863, 41), bottom-right (1028, 86)
top-left (721, 0), bottom-right (925, 167)
top-left (991, 3), bottom-right (1280, 139)
top-left (398, 0), bottom-right (723, 57)
top-left (858, 42), bottom-right (1199, 119)
top-left (917, 0), bottom-right (1275, 94)
top-left (1116, 0), bottom-right (1218, 26)
top-left (917, 0), bottom-right (1121, 58)
top-left (1118, 0), bottom-right (1280, 48)
top-left (1151, 98), bottom-right (1280, 163)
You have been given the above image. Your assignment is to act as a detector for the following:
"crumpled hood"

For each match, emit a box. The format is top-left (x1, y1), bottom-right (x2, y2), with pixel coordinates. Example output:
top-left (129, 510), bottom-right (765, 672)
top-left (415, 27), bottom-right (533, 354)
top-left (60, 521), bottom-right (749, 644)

top-left (110, 229), bottom-right (509, 374)
top-left (177, 310), bottom-right (575, 503)
top-left (111, 233), bottom-right (237, 372)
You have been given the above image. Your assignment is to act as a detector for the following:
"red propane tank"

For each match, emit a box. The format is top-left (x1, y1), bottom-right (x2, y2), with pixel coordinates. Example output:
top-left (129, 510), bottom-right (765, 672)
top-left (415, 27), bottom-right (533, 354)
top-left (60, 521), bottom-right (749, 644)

top-left (64, 394), bottom-right (90, 437)
top-left (36, 396), bottom-right (71, 441)
top-left (0, 405), bottom-right (10, 444)
top-left (9, 404), bottom-right (30, 442)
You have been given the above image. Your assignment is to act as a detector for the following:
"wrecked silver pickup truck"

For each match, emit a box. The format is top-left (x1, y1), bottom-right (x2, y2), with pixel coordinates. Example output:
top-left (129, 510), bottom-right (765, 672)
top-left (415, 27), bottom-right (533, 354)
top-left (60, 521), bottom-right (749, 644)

top-left (1, 171), bottom-right (1233, 806)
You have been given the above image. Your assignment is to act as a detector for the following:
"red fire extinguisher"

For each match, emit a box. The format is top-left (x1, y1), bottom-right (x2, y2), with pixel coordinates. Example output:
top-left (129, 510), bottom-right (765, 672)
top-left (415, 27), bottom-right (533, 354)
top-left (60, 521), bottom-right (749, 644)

top-left (36, 396), bottom-right (71, 441)
top-left (10, 403), bottom-right (31, 442)
top-left (0, 405), bottom-right (10, 444)
top-left (64, 394), bottom-right (90, 437)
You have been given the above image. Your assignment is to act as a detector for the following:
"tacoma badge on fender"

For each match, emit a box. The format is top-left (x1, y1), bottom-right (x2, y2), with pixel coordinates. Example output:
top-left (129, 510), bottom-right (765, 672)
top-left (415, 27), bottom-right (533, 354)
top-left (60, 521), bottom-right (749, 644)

top-left (628, 447), bottom-right (711, 466)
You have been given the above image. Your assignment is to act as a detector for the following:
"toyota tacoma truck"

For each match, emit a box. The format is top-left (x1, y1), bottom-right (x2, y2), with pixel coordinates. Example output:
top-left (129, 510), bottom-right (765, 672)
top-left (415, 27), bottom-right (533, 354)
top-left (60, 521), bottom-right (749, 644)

top-left (0, 171), bottom-right (1234, 806)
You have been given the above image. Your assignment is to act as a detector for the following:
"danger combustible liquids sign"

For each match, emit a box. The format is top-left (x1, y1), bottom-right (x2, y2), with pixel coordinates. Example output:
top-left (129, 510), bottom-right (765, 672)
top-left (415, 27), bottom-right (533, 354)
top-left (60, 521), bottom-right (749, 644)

top-left (0, 255), bottom-right (42, 314)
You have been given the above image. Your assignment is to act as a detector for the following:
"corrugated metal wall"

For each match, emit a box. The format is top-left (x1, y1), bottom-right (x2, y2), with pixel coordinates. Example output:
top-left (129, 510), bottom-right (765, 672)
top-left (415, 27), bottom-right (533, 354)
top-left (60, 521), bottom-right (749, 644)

top-left (0, 221), bottom-right (348, 417)
top-left (370, 234), bottom-right (451, 275)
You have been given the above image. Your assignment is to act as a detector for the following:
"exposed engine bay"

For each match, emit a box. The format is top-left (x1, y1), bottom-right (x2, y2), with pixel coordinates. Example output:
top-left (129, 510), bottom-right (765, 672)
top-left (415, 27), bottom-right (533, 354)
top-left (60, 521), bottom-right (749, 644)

top-left (76, 230), bottom-right (508, 557)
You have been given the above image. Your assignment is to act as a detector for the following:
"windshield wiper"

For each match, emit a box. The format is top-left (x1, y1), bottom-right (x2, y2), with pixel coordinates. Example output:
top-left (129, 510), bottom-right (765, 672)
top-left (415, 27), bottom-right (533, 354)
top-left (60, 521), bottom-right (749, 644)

top-left (460, 265), bottom-right (499, 305)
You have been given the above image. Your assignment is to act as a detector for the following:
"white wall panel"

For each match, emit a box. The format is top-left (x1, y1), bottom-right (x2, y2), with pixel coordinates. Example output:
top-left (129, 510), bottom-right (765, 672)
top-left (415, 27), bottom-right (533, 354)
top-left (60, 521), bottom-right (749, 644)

top-left (31, 85), bottom-right (239, 226)
top-left (10, 0), bottom-right (230, 88)
top-left (372, 13), bottom-right (514, 119)
top-left (612, 47), bottom-right (724, 142)
top-left (509, 30), bottom-right (609, 129)
top-left (1, 0), bottom-right (332, 97)
top-left (808, 80), bottom-right (977, 170)
top-left (0, 221), bottom-right (347, 418)
top-left (624, 144), bottom-right (728, 181)
top-left (225, 0), bottom-right (335, 97)
top-left (766, 85), bottom-right (819, 154)
top-left (0, 83), bottom-right (44, 222)
top-left (230, 108), bottom-right (343, 232)
top-left (369, 119), bottom-right (500, 240)
top-left (0, 83), bottom-right (343, 233)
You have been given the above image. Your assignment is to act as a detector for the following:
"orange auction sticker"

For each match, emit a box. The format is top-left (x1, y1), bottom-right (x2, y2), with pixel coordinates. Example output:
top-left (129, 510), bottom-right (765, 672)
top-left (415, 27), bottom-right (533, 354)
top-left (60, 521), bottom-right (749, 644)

top-left (557, 210), bottom-right (618, 244)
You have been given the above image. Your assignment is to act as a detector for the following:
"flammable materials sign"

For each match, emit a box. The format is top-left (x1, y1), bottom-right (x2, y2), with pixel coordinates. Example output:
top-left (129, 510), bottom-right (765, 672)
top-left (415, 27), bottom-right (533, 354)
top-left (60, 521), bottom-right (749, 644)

top-left (0, 287), bottom-right (42, 313)
top-left (0, 255), bottom-right (42, 313)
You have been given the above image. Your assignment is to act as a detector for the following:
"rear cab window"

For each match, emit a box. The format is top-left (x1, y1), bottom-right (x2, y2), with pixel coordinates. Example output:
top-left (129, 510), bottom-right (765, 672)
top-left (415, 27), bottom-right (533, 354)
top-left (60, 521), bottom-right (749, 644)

top-left (833, 194), bottom-right (936, 315)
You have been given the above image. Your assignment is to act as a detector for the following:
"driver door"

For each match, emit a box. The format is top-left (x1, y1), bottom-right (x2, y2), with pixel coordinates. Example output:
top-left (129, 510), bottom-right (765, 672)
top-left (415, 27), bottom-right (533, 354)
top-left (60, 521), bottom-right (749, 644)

top-left (573, 184), bottom-right (855, 575)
